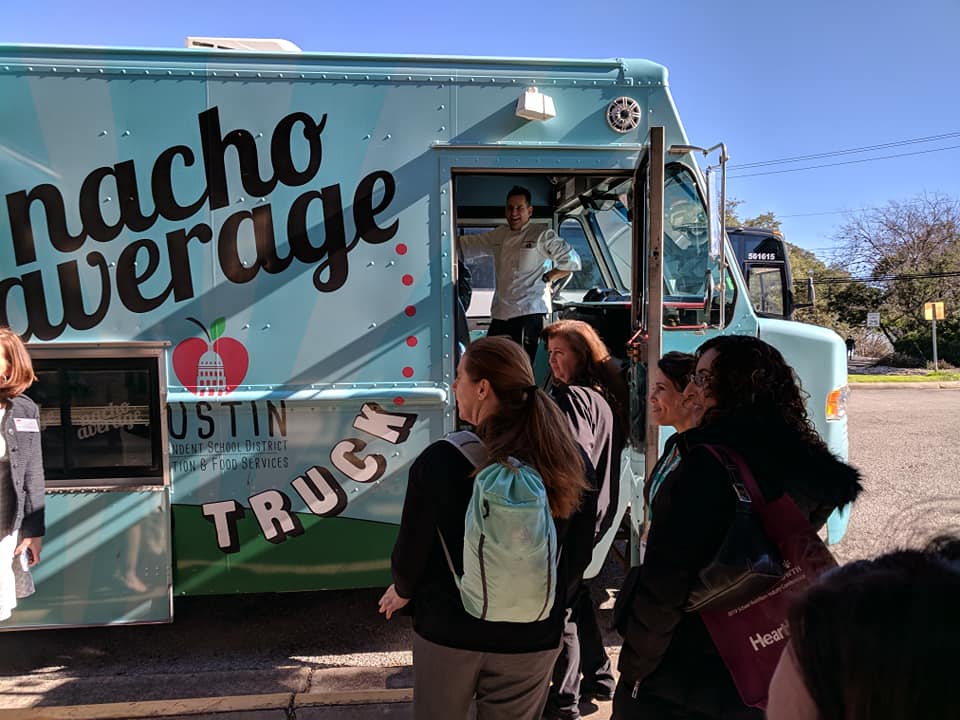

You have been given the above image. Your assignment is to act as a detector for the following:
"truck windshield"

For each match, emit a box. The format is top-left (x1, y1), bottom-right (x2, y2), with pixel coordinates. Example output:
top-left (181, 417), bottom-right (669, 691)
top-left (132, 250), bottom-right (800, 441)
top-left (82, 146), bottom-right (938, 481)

top-left (585, 166), bottom-right (713, 303)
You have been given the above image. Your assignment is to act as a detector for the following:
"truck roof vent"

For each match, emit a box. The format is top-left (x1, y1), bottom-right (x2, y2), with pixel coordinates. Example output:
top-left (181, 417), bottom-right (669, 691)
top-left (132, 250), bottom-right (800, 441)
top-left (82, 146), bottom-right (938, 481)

top-left (186, 37), bottom-right (302, 52)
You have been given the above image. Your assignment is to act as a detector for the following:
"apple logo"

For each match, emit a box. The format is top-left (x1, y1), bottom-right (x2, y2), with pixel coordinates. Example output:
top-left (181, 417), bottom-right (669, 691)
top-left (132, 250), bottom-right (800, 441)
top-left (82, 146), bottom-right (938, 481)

top-left (173, 317), bottom-right (249, 397)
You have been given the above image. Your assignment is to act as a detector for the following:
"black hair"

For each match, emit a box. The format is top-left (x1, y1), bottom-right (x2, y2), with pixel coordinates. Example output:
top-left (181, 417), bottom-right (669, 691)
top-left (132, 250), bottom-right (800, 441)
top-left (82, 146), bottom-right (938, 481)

top-left (787, 536), bottom-right (960, 720)
top-left (505, 185), bottom-right (532, 206)
top-left (695, 334), bottom-right (825, 451)
top-left (657, 351), bottom-right (696, 392)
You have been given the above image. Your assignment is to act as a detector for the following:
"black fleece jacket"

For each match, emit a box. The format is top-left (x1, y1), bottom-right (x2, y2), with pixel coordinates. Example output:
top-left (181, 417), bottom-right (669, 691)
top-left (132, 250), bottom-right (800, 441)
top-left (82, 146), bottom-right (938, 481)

top-left (617, 416), bottom-right (862, 715)
top-left (551, 384), bottom-right (618, 544)
top-left (390, 439), bottom-right (596, 653)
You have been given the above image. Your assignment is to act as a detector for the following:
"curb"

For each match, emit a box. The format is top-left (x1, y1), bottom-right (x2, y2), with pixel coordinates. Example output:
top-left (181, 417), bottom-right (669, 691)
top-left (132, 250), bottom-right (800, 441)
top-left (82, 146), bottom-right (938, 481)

top-left (0, 688), bottom-right (414, 720)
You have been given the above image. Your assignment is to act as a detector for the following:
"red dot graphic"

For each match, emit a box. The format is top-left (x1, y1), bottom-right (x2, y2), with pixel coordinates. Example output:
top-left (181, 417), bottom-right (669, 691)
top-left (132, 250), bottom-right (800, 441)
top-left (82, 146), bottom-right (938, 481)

top-left (402, 366), bottom-right (414, 378)
top-left (393, 396), bottom-right (405, 406)
top-left (404, 305), bottom-right (417, 317)
top-left (396, 243), bottom-right (408, 255)
top-left (406, 336), bottom-right (418, 347)
top-left (402, 274), bottom-right (414, 286)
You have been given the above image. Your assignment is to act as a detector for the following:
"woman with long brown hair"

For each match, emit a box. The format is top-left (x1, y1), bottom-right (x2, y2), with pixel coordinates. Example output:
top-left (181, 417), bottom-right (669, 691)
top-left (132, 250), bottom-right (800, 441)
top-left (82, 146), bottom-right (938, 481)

top-left (541, 319), bottom-right (629, 445)
top-left (379, 336), bottom-right (590, 719)
top-left (540, 319), bottom-right (628, 718)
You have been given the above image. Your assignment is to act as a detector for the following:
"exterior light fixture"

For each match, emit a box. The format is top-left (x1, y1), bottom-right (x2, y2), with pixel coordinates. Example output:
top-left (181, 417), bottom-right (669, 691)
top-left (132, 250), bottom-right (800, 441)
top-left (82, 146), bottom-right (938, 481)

top-left (515, 87), bottom-right (556, 121)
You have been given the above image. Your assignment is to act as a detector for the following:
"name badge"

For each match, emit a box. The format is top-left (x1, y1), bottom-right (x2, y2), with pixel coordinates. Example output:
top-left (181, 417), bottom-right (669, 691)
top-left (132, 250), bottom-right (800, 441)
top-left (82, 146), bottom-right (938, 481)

top-left (14, 418), bottom-right (40, 433)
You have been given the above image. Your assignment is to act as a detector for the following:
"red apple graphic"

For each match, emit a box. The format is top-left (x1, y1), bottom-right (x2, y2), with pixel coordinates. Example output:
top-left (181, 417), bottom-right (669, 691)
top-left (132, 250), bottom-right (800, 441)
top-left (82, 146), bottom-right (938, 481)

top-left (173, 317), bottom-right (249, 397)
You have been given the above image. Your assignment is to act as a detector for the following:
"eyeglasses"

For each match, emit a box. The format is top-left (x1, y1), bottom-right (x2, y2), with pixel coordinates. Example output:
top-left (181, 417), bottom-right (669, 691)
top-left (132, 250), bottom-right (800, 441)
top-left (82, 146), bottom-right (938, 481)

top-left (687, 371), bottom-right (713, 388)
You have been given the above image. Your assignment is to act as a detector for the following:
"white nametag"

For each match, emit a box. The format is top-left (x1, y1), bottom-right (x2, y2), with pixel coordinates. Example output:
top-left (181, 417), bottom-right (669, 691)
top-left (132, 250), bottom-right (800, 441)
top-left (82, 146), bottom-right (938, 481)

top-left (14, 418), bottom-right (40, 432)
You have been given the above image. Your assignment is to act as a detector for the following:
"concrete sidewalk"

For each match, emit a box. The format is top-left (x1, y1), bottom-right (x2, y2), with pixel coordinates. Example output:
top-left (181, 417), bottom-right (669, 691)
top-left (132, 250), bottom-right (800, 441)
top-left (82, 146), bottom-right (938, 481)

top-left (0, 652), bottom-right (619, 720)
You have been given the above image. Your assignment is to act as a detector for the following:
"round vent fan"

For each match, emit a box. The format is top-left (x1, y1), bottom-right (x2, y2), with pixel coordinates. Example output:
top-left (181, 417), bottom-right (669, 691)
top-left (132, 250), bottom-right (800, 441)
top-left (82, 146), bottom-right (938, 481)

top-left (606, 96), bottom-right (642, 133)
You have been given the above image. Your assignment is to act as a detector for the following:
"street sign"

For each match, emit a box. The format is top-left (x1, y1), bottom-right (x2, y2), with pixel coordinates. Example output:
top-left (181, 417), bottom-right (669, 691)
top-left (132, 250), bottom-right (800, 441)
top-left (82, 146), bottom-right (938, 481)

top-left (924, 302), bottom-right (946, 370)
top-left (924, 301), bottom-right (945, 321)
top-left (866, 312), bottom-right (881, 328)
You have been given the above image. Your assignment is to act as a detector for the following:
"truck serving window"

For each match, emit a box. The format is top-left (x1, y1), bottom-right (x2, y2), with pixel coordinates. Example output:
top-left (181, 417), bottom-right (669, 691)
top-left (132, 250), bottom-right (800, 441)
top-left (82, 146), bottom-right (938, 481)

top-left (30, 356), bottom-right (164, 488)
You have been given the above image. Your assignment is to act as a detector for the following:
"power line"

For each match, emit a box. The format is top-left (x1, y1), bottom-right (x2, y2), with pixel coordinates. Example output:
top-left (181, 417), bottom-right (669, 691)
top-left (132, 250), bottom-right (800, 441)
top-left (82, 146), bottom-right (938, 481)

top-left (804, 270), bottom-right (960, 285)
top-left (728, 143), bottom-right (960, 179)
top-left (778, 209), bottom-right (854, 218)
top-left (727, 131), bottom-right (960, 170)
top-left (736, 192), bottom-right (959, 222)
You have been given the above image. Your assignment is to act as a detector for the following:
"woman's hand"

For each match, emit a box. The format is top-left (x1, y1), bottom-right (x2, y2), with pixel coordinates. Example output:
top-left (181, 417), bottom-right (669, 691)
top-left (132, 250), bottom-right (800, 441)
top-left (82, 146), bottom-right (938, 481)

top-left (14, 536), bottom-right (42, 566)
top-left (378, 584), bottom-right (409, 620)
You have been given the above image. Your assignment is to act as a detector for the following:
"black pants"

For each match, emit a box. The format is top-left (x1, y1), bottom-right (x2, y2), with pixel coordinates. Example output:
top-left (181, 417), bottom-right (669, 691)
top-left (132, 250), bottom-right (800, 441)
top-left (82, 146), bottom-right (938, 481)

top-left (612, 672), bottom-right (763, 720)
top-left (545, 585), bottom-right (615, 718)
top-left (487, 314), bottom-right (544, 366)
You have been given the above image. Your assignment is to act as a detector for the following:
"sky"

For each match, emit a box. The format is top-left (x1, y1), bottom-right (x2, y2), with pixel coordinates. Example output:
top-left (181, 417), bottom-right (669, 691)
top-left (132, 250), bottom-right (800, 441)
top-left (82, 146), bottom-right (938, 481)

top-left (3, 0), bottom-right (959, 261)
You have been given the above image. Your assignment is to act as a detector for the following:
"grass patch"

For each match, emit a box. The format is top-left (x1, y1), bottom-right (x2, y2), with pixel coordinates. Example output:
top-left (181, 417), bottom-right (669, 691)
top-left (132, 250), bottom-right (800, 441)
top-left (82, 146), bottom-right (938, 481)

top-left (849, 372), bottom-right (960, 383)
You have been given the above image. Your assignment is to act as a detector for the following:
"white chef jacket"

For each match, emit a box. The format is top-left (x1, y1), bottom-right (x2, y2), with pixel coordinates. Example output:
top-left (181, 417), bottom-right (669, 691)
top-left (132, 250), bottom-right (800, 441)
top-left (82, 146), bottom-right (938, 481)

top-left (460, 223), bottom-right (581, 320)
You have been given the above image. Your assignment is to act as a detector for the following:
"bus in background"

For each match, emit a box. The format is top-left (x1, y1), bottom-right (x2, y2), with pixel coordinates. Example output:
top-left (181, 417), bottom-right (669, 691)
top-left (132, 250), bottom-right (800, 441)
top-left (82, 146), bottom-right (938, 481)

top-left (726, 225), bottom-right (812, 321)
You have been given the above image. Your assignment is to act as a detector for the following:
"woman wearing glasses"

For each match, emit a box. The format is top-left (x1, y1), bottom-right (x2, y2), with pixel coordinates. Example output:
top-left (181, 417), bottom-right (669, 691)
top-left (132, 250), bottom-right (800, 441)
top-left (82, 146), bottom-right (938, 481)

top-left (613, 335), bottom-right (863, 720)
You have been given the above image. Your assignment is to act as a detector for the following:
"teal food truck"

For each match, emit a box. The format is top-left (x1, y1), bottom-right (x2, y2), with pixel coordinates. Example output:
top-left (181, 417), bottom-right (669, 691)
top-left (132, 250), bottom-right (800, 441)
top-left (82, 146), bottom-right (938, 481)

top-left (0, 41), bottom-right (849, 629)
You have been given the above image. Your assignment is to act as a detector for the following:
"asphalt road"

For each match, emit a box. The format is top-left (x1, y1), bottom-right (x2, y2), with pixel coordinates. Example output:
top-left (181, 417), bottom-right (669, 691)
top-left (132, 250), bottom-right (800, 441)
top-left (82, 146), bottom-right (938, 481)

top-left (0, 386), bottom-right (958, 718)
top-left (833, 386), bottom-right (960, 564)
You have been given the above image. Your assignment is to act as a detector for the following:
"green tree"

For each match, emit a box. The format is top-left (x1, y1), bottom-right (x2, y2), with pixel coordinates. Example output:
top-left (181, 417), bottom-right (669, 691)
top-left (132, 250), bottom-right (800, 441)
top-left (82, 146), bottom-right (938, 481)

top-left (724, 197), bottom-right (744, 227)
top-left (831, 192), bottom-right (960, 364)
top-left (743, 210), bottom-right (782, 233)
top-left (724, 199), bottom-right (782, 233)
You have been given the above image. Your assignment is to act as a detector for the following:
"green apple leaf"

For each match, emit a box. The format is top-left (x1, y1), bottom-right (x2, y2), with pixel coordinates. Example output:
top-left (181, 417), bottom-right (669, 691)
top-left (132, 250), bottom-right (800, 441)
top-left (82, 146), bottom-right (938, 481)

top-left (210, 317), bottom-right (226, 341)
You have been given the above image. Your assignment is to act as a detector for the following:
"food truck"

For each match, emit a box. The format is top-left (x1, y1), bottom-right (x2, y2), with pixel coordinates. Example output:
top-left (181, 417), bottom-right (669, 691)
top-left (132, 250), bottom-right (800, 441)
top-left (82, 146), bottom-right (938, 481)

top-left (0, 41), bottom-right (849, 628)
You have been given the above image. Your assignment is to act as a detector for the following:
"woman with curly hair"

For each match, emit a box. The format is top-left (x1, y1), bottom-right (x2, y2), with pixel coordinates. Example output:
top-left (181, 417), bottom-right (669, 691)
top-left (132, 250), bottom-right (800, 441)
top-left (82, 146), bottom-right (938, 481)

top-left (614, 335), bottom-right (863, 720)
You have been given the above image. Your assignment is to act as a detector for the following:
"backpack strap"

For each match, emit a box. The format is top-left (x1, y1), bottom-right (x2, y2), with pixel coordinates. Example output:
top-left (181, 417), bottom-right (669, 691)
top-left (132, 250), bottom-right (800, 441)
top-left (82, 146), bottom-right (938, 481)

top-left (437, 430), bottom-right (487, 583)
top-left (437, 529), bottom-right (459, 584)
top-left (443, 430), bottom-right (486, 468)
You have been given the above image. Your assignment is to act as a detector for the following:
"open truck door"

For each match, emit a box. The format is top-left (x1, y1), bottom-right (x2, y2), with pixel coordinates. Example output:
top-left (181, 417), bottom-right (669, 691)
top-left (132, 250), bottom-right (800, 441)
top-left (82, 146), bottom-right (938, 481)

top-left (625, 127), bottom-right (665, 562)
top-left (624, 128), bottom-right (734, 561)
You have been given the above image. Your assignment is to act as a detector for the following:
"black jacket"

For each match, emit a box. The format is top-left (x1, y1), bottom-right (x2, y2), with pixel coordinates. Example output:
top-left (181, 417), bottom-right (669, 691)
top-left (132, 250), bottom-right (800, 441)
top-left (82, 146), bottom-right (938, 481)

top-left (390, 439), bottom-right (595, 653)
top-left (617, 416), bottom-right (862, 717)
top-left (551, 385), bottom-right (617, 544)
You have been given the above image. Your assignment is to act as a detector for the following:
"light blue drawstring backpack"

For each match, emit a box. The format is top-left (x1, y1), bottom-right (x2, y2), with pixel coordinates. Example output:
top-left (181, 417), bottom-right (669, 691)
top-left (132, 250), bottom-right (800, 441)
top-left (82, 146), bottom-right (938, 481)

top-left (439, 431), bottom-right (558, 623)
